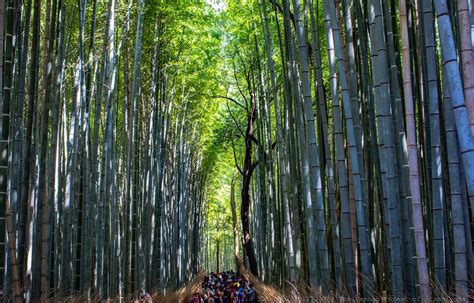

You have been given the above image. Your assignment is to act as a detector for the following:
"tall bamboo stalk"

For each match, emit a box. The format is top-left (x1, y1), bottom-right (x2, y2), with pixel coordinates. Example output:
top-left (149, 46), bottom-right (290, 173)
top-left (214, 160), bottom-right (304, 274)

top-left (433, 0), bottom-right (474, 199)
top-left (399, 0), bottom-right (431, 300)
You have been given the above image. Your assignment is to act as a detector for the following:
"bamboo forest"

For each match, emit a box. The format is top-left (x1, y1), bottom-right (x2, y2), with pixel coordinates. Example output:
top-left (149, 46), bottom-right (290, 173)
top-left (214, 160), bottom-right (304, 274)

top-left (2, 0), bottom-right (474, 301)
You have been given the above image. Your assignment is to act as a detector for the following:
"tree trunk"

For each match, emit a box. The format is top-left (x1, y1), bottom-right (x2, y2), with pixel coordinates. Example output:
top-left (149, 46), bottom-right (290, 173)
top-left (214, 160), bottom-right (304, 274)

top-left (241, 92), bottom-right (259, 277)
top-left (230, 175), bottom-right (241, 270)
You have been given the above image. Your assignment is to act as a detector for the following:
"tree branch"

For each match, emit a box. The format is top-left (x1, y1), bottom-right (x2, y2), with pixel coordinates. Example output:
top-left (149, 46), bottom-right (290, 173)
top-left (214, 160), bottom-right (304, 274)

top-left (250, 160), bottom-right (260, 173)
top-left (212, 95), bottom-right (248, 113)
top-left (268, 0), bottom-right (296, 27)
top-left (232, 139), bottom-right (244, 176)
top-left (226, 102), bottom-right (246, 139)
top-left (251, 134), bottom-right (259, 146)
top-left (271, 140), bottom-right (277, 150)
top-left (232, 57), bottom-right (249, 107)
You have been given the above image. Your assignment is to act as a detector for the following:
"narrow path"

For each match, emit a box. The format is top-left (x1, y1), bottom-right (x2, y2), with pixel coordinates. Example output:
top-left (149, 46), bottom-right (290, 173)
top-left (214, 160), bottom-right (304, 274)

top-left (154, 267), bottom-right (301, 303)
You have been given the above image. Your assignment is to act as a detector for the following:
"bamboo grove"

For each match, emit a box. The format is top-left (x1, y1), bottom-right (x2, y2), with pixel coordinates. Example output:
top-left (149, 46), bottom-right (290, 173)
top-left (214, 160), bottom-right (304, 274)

top-left (0, 0), bottom-right (225, 300)
top-left (1, 0), bottom-right (474, 302)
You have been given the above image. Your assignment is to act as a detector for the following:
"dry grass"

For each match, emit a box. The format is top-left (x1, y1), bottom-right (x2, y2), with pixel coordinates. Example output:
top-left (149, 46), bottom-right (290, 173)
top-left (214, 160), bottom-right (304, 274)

top-left (5, 271), bottom-right (471, 302)
top-left (149, 268), bottom-right (301, 303)
top-left (151, 271), bottom-right (206, 303)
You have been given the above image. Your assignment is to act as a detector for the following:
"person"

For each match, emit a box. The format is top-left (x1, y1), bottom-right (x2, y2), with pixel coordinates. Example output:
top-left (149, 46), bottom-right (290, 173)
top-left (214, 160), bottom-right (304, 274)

top-left (138, 291), bottom-right (152, 303)
top-left (229, 292), bottom-right (237, 303)
top-left (190, 292), bottom-right (203, 303)
top-left (247, 287), bottom-right (257, 302)
top-left (236, 287), bottom-right (245, 303)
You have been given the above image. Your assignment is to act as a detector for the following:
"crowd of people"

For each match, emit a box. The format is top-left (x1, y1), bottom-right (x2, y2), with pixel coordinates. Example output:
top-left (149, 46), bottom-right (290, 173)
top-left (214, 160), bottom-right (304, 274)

top-left (190, 271), bottom-right (258, 303)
